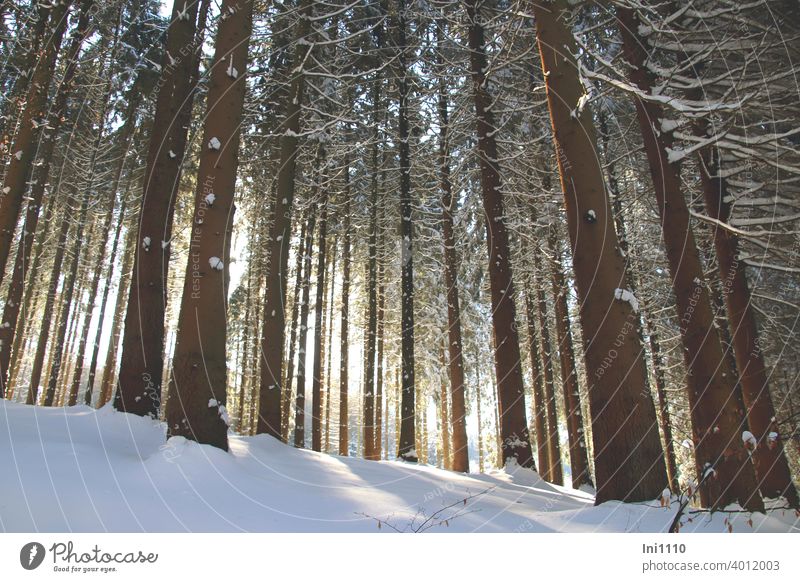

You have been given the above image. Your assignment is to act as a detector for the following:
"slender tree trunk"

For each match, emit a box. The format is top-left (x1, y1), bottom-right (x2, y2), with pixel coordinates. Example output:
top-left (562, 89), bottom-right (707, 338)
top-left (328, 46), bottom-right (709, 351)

top-left (0, 1), bottom-right (93, 397)
top-left (436, 21), bottom-right (469, 473)
top-left (258, 0), bottom-right (314, 439)
top-left (465, 0), bottom-right (534, 468)
top-left (532, 0), bottom-right (667, 503)
top-left (616, 6), bottom-right (762, 511)
top-left (525, 288), bottom-right (549, 478)
top-left (282, 211), bottom-right (308, 440)
top-left (0, 0), bottom-right (71, 285)
top-left (394, 0), bottom-right (416, 462)
top-left (83, 165), bottom-right (133, 405)
top-left (648, 326), bottom-right (678, 492)
top-left (294, 209), bottom-right (316, 448)
top-left (164, 0), bottom-right (253, 451)
top-left (99, 229), bottom-right (136, 408)
top-left (439, 346), bottom-right (451, 470)
top-left (338, 179), bottom-right (351, 455)
top-left (375, 241), bottom-right (385, 460)
top-left (533, 251), bottom-right (564, 485)
top-left (67, 194), bottom-right (117, 406)
top-left (324, 244), bottom-right (337, 453)
top-left (363, 78), bottom-right (381, 461)
top-left (43, 191), bottom-right (89, 407)
top-left (547, 229), bottom-right (591, 488)
top-left (115, 0), bottom-right (209, 417)
top-left (476, 361), bottom-right (484, 473)
top-left (311, 180), bottom-right (328, 452)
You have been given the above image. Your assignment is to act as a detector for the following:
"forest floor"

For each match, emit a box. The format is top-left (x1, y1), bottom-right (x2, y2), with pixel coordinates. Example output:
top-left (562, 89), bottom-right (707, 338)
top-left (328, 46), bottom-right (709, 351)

top-left (1, 400), bottom-right (797, 533)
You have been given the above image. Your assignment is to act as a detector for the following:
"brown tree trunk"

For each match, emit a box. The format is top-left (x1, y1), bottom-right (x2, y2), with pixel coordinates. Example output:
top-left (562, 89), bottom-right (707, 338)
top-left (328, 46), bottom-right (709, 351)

top-left (374, 248), bottom-right (385, 460)
top-left (547, 229), bottom-right (591, 488)
top-left (699, 144), bottom-right (798, 506)
top-left (533, 250), bottom-right (564, 485)
top-left (294, 209), bottom-right (316, 448)
top-left (115, 0), bottom-right (209, 417)
top-left (83, 156), bottom-right (134, 405)
top-left (324, 243), bottom-right (337, 452)
top-left (395, 0), bottom-right (416, 462)
top-left (43, 191), bottom-right (89, 407)
top-left (0, 0), bottom-right (71, 285)
top-left (258, 0), bottom-right (314, 439)
top-left (98, 229), bottom-right (136, 408)
top-left (439, 346), bottom-right (451, 470)
top-left (533, 0), bottom-right (667, 503)
top-left (616, 6), bottom-right (762, 511)
top-left (67, 194), bottom-right (117, 406)
top-left (524, 289), bottom-right (549, 478)
top-left (437, 20), bottom-right (469, 473)
top-left (338, 177), bottom-right (351, 456)
top-left (311, 181), bottom-right (328, 452)
top-left (164, 0), bottom-right (253, 451)
top-left (466, 0), bottom-right (534, 468)
top-left (363, 74), bottom-right (381, 461)
top-left (0, 0), bottom-right (93, 397)
top-left (282, 211), bottom-right (309, 440)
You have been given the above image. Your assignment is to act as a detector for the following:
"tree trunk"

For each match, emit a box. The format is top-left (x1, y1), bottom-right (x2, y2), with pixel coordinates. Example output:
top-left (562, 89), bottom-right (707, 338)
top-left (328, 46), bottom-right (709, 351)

top-left (699, 139), bottom-right (798, 506)
top-left (436, 20), bottom-right (469, 473)
top-left (0, 0), bottom-right (71, 285)
top-left (616, 6), bottom-right (762, 511)
top-left (533, 251), bottom-right (563, 485)
top-left (98, 228), bottom-right (136, 408)
top-left (533, 0), bottom-right (667, 503)
top-left (294, 209), bottom-right (316, 448)
top-left (0, 0), bottom-right (93, 397)
top-left (164, 0), bottom-right (253, 451)
top-left (258, 0), bottom-right (314, 439)
top-left (115, 0), bottom-right (208, 417)
top-left (525, 288), bottom-right (549, 478)
top-left (466, 0), bottom-right (534, 468)
top-left (324, 243), bottom-right (337, 453)
top-left (395, 0), bottom-right (416, 462)
top-left (547, 229), bottom-right (591, 488)
top-left (43, 190), bottom-right (89, 407)
top-left (282, 210), bottom-right (308, 440)
top-left (311, 178), bottom-right (328, 452)
top-left (338, 175), bottom-right (351, 456)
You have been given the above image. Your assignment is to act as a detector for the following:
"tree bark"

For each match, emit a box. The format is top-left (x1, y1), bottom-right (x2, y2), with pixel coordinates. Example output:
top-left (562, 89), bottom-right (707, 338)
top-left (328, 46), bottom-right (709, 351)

top-left (699, 140), bottom-right (798, 506)
top-left (311, 178), bottom-right (328, 452)
top-left (0, 0), bottom-right (93, 397)
top-left (338, 172), bottom-right (352, 456)
top-left (0, 0), bottom-right (71, 285)
top-left (532, 0), bottom-right (667, 503)
top-left (164, 0), bottom-right (254, 451)
top-left (436, 20), bottom-right (469, 473)
top-left (547, 229), bottom-right (592, 488)
top-left (524, 287), bottom-right (549, 477)
top-left (258, 0), bottom-right (314, 439)
top-left (533, 250), bottom-right (563, 485)
top-left (395, 0), bottom-right (417, 462)
top-left (282, 210), bottom-right (308, 440)
top-left (294, 209), bottom-right (316, 448)
top-left (115, 0), bottom-right (209, 417)
top-left (466, 0), bottom-right (534, 468)
top-left (616, 6), bottom-right (762, 511)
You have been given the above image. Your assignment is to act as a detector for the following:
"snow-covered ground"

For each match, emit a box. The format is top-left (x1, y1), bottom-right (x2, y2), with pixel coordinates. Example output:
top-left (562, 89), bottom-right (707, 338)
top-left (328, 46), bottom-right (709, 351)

top-left (1, 400), bottom-right (797, 533)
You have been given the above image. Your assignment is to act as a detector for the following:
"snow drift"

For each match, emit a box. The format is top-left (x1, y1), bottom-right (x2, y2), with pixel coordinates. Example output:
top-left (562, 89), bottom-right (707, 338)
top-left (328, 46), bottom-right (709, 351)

top-left (0, 401), bottom-right (796, 533)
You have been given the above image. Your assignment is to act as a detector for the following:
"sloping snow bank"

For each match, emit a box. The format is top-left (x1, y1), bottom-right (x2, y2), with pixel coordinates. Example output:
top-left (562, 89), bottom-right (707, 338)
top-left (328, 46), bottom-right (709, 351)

top-left (1, 401), bottom-right (796, 533)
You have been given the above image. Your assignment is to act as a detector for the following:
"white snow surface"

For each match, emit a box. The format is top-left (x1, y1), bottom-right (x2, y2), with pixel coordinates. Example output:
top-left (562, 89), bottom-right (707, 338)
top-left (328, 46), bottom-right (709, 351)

top-left (0, 401), bottom-right (796, 533)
